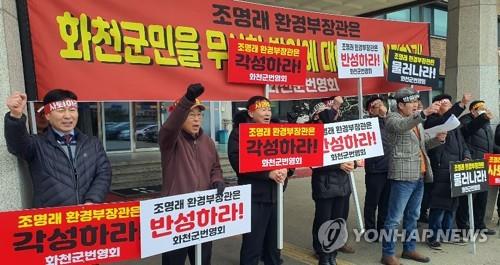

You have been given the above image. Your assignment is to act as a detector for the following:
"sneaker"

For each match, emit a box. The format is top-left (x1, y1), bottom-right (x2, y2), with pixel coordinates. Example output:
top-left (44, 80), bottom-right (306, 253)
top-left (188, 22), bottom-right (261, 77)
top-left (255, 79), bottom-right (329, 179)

top-left (476, 228), bottom-right (497, 235)
top-left (442, 238), bottom-right (467, 246)
top-left (426, 240), bottom-right (442, 250)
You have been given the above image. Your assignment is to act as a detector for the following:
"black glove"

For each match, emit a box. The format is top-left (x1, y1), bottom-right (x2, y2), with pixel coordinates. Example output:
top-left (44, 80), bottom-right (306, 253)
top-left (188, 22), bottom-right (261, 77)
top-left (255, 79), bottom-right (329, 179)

top-left (185, 83), bottom-right (205, 101)
top-left (212, 181), bottom-right (225, 196)
top-left (318, 109), bottom-right (338, 123)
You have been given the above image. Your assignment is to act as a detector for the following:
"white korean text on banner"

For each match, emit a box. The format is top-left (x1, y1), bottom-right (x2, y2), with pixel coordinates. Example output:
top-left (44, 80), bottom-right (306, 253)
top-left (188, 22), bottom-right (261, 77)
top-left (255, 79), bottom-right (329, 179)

top-left (450, 160), bottom-right (489, 198)
top-left (323, 118), bottom-right (383, 166)
top-left (140, 185), bottom-right (251, 258)
top-left (387, 50), bottom-right (439, 87)
top-left (336, 39), bottom-right (384, 79)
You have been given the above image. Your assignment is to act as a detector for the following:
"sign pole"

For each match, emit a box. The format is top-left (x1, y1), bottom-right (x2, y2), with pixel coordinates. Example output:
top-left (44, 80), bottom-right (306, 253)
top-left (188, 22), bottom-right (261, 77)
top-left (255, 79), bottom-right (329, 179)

top-left (265, 84), bottom-right (284, 250)
top-left (357, 78), bottom-right (363, 119)
top-left (350, 171), bottom-right (365, 233)
top-left (468, 193), bottom-right (476, 255)
top-left (195, 244), bottom-right (202, 265)
top-left (28, 101), bottom-right (38, 135)
top-left (351, 77), bottom-right (365, 233)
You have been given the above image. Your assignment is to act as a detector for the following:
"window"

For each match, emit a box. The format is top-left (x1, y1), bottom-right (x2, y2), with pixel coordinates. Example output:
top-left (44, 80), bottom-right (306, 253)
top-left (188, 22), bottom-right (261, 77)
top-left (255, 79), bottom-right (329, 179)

top-left (386, 9), bottom-right (411, 21)
top-left (378, 6), bottom-right (447, 38)
top-left (134, 102), bottom-right (159, 149)
top-left (433, 8), bottom-right (448, 37)
top-left (104, 102), bottom-right (130, 151)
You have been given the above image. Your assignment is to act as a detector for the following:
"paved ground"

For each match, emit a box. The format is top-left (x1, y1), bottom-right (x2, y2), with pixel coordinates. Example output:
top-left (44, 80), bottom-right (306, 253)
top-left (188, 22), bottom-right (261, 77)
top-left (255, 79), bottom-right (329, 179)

top-left (114, 169), bottom-right (500, 265)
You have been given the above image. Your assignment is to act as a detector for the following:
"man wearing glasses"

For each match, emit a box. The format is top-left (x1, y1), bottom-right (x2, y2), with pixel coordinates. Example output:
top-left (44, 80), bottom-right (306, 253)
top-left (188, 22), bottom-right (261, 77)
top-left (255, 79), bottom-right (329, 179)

top-left (159, 83), bottom-right (225, 265)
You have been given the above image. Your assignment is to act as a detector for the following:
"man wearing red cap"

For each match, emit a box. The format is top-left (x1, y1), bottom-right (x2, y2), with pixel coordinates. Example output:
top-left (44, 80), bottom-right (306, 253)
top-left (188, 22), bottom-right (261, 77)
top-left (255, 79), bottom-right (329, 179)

top-left (159, 83), bottom-right (225, 265)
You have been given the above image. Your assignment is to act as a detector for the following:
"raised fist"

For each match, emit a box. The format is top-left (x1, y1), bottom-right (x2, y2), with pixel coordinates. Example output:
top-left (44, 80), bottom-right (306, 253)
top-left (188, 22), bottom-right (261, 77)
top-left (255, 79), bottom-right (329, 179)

top-left (6, 92), bottom-right (27, 119)
top-left (461, 93), bottom-right (472, 106)
top-left (185, 83), bottom-right (204, 101)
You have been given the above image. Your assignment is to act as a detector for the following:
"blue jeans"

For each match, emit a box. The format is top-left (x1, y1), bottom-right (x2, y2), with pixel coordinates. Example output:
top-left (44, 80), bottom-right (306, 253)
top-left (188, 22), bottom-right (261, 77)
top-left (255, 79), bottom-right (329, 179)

top-left (382, 179), bottom-right (424, 257)
top-left (428, 208), bottom-right (454, 242)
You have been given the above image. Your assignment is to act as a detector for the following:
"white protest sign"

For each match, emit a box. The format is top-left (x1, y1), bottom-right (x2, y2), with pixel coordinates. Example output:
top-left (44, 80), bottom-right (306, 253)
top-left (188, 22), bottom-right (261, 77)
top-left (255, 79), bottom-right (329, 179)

top-left (337, 39), bottom-right (384, 79)
top-left (424, 114), bottom-right (461, 138)
top-left (140, 185), bottom-right (251, 258)
top-left (323, 118), bottom-right (383, 166)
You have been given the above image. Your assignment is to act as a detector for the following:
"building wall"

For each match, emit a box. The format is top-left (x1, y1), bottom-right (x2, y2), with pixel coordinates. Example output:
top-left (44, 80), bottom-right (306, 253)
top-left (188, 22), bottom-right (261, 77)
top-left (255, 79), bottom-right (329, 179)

top-left (430, 37), bottom-right (447, 76)
top-left (0, 0), bottom-right (32, 210)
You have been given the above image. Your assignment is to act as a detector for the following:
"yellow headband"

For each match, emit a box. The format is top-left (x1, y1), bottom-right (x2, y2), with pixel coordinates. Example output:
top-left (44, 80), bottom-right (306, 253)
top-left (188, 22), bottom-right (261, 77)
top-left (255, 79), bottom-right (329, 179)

top-left (471, 102), bottom-right (485, 111)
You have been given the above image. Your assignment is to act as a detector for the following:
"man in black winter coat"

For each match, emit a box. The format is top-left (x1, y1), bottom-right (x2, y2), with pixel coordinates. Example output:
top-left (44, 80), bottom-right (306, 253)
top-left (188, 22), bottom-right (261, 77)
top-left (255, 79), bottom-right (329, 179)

top-left (228, 96), bottom-right (288, 265)
top-left (311, 96), bottom-right (356, 265)
top-left (4, 89), bottom-right (111, 208)
top-left (424, 93), bottom-right (471, 249)
top-left (363, 96), bottom-right (390, 240)
top-left (457, 100), bottom-right (496, 235)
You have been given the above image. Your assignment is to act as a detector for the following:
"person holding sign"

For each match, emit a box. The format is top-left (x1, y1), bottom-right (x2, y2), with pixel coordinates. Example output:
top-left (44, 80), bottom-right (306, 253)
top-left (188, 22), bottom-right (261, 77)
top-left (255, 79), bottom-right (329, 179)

top-left (363, 96), bottom-right (390, 241)
top-left (4, 89), bottom-right (111, 208)
top-left (311, 98), bottom-right (356, 265)
top-left (423, 93), bottom-right (471, 249)
top-left (159, 83), bottom-right (225, 265)
top-left (456, 100), bottom-right (496, 236)
top-left (228, 96), bottom-right (288, 265)
top-left (381, 87), bottom-right (446, 265)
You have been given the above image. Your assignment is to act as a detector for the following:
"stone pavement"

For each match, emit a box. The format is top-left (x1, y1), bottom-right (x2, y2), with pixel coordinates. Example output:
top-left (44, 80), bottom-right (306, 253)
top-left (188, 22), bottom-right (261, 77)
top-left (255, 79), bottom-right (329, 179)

top-left (114, 169), bottom-right (500, 265)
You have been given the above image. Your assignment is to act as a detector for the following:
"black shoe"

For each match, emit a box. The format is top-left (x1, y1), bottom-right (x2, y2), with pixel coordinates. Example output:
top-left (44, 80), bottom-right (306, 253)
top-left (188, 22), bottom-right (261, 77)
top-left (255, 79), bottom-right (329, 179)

top-left (328, 253), bottom-right (337, 265)
top-left (318, 253), bottom-right (333, 265)
top-left (476, 228), bottom-right (496, 235)
top-left (426, 240), bottom-right (442, 250)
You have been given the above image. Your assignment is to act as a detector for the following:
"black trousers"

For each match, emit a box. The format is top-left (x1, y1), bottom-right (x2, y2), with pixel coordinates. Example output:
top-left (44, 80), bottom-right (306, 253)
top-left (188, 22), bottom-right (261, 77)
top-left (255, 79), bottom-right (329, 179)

top-left (161, 242), bottom-right (212, 265)
top-left (497, 188), bottom-right (500, 217)
top-left (240, 202), bottom-right (280, 265)
top-left (312, 194), bottom-right (350, 255)
top-left (456, 190), bottom-right (489, 230)
top-left (420, 183), bottom-right (433, 218)
top-left (363, 173), bottom-right (390, 231)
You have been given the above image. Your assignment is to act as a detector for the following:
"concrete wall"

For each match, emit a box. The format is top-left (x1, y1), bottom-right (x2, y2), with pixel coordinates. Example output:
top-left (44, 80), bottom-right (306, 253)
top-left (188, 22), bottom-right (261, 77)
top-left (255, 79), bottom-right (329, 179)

top-left (0, 0), bottom-right (32, 210)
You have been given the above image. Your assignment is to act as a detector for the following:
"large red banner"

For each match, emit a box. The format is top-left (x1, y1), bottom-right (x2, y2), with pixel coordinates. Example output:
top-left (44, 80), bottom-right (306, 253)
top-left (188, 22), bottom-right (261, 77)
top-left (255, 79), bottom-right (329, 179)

top-left (238, 124), bottom-right (323, 173)
top-left (1, 201), bottom-right (140, 265)
top-left (27, 0), bottom-right (430, 101)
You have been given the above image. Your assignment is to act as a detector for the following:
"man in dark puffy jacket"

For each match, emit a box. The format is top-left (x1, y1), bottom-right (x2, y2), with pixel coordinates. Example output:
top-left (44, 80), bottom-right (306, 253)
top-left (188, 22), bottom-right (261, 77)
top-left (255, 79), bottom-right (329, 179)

top-left (311, 96), bottom-right (356, 265)
top-left (159, 84), bottom-right (225, 265)
top-left (363, 96), bottom-right (390, 240)
top-left (457, 100), bottom-right (496, 235)
top-left (228, 96), bottom-right (288, 265)
top-left (4, 89), bottom-right (111, 208)
top-left (424, 93), bottom-right (471, 249)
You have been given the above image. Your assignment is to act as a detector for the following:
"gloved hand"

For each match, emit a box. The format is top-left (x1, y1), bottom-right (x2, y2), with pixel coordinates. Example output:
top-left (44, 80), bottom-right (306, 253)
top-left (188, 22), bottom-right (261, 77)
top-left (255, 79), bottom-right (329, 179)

top-left (318, 109), bottom-right (338, 123)
top-left (212, 181), bottom-right (225, 196)
top-left (185, 83), bottom-right (205, 101)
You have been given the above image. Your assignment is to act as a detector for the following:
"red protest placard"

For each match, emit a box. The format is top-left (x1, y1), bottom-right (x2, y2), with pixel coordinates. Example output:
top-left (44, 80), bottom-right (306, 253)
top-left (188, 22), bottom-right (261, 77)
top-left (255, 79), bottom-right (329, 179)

top-left (238, 124), bottom-right (323, 173)
top-left (485, 153), bottom-right (500, 186)
top-left (1, 201), bottom-right (140, 265)
top-left (228, 39), bottom-right (307, 86)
